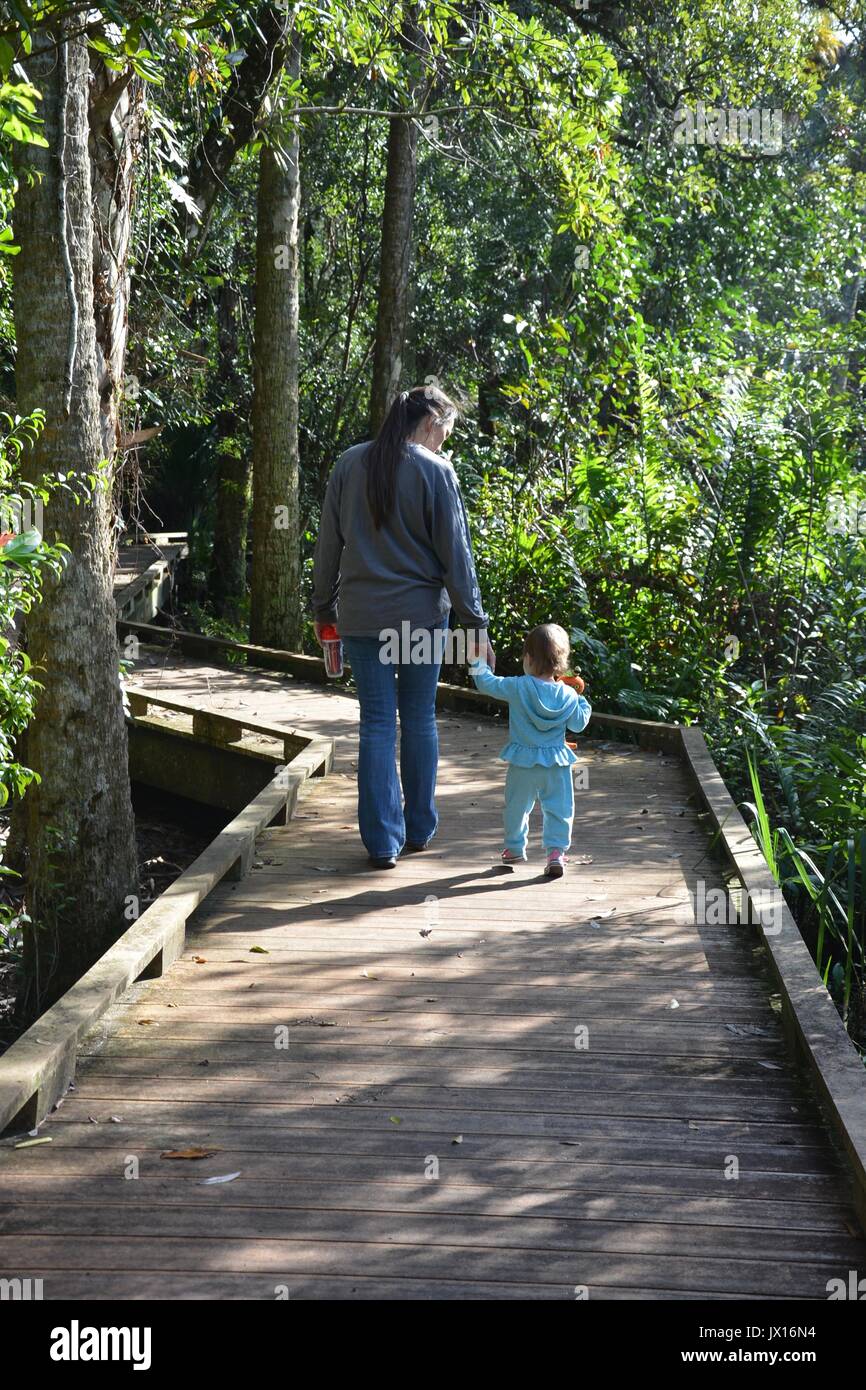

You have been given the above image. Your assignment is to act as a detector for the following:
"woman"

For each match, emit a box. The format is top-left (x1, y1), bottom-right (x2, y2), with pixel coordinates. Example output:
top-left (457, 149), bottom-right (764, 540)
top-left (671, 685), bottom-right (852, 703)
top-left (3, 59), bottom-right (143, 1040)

top-left (313, 385), bottom-right (494, 868)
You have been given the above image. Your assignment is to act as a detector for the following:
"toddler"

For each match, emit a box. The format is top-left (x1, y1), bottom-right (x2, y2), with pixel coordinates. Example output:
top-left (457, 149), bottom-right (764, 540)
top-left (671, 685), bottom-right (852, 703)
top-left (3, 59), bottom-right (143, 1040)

top-left (469, 624), bottom-right (591, 877)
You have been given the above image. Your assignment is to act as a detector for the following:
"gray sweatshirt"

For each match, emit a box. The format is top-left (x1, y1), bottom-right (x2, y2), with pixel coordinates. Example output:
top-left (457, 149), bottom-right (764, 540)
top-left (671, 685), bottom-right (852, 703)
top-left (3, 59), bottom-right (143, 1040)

top-left (312, 441), bottom-right (489, 637)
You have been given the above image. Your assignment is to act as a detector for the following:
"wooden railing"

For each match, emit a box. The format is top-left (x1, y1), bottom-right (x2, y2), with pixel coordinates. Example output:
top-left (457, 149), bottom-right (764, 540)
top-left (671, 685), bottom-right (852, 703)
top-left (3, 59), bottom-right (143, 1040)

top-left (125, 683), bottom-right (306, 765)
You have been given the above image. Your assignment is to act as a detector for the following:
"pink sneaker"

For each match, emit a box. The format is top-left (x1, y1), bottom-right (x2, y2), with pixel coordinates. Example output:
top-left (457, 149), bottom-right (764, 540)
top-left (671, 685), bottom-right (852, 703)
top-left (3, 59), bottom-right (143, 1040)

top-left (545, 848), bottom-right (566, 878)
top-left (501, 849), bottom-right (526, 869)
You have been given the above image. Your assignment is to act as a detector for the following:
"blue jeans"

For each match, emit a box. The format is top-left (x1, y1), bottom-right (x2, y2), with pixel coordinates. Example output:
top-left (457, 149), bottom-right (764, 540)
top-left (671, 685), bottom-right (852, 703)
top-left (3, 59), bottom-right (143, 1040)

top-left (343, 627), bottom-right (444, 859)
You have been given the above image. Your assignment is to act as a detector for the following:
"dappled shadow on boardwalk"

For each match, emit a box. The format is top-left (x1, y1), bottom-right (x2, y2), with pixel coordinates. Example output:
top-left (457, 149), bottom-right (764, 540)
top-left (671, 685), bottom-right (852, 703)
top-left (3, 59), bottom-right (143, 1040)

top-left (1, 670), bottom-right (864, 1299)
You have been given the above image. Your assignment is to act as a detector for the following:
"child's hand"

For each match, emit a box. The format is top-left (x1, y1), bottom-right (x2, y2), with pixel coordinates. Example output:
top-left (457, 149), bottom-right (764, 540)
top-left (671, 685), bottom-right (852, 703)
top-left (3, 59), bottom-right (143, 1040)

top-left (558, 674), bottom-right (586, 694)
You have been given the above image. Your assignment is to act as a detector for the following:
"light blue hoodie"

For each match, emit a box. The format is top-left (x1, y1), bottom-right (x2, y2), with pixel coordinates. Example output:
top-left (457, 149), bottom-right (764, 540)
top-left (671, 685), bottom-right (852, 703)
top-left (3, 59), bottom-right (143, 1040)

top-left (469, 660), bottom-right (591, 767)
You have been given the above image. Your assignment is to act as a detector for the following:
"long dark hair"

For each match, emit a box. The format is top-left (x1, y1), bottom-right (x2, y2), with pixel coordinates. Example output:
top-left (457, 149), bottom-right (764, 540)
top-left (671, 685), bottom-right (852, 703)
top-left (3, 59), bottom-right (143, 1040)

top-left (365, 384), bottom-right (459, 529)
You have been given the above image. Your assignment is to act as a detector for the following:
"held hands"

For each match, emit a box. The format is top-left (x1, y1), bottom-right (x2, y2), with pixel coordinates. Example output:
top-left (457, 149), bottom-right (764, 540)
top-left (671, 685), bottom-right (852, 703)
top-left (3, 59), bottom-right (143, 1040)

top-left (466, 629), bottom-right (495, 671)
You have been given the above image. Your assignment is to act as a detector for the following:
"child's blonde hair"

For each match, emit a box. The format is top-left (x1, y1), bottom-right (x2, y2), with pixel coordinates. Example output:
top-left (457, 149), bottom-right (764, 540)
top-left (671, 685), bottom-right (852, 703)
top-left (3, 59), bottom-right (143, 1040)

top-left (523, 623), bottom-right (570, 678)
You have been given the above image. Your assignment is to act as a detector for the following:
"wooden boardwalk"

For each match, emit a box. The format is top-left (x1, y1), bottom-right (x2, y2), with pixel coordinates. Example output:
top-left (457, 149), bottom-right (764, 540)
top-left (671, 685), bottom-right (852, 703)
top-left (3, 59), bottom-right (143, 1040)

top-left (113, 537), bottom-right (188, 624)
top-left (2, 650), bottom-right (865, 1299)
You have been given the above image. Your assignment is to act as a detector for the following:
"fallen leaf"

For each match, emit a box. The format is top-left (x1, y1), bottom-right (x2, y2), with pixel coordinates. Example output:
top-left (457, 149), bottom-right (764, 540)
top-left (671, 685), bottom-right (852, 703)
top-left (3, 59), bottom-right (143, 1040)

top-left (249, 946), bottom-right (269, 954)
top-left (192, 956), bottom-right (207, 964)
top-left (161, 1146), bottom-right (222, 1161)
top-left (198, 1171), bottom-right (241, 1185)
top-left (452, 1134), bottom-right (463, 1145)
top-left (14, 1137), bottom-right (52, 1149)
top-left (137, 1019), bottom-right (156, 1026)
top-left (389, 1116), bottom-right (402, 1125)
top-left (669, 999), bottom-right (680, 1010)
top-left (758, 1061), bottom-right (783, 1070)
top-left (419, 929), bottom-right (433, 938)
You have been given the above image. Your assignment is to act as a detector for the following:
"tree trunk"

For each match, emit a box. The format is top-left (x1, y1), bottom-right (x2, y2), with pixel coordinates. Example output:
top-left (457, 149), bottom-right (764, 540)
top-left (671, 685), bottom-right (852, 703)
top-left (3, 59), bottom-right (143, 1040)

top-left (209, 278), bottom-right (251, 617)
top-left (368, 113), bottom-right (418, 433)
top-left (249, 44), bottom-right (302, 650)
top-left (11, 23), bottom-right (138, 1014)
top-left (368, 5), bottom-right (431, 434)
top-left (89, 58), bottom-right (144, 461)
top-left (184, 3), bottom-right (292, 252)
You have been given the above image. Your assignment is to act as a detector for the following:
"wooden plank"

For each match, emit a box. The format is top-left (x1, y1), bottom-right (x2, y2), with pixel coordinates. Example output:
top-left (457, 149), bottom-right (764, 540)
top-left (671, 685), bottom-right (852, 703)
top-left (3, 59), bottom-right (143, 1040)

top-left (156, 959), bottom-right (773, 995)
top-left (2, 1203), bottom-right (862, 1268)
top-left (90, 993), bottom-right (782, 1024)
top-left (84, 1021), bottom-right (789, 1061)
top-left (0, 1270), bottom-right (764, 1301)
top-left (1, 1176), bottom-right (854, 1233)
top-left (0, 1234), bottom-right (848, 1298)
top-left (41, 1103), bottom-right (841, 1163)
top-left (73, 1044), bottom-right (805, 1089)
top-left (1, 1143), bottom-right (846, 1201)
top-left (65, 1078), bottom-right (809, 1123)
top-left (74, 1037), bottom-right (825, 1080)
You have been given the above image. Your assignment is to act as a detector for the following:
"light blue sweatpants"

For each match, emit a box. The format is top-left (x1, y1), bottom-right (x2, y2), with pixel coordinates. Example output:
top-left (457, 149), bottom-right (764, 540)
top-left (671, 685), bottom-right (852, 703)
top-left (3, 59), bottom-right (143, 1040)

top-left (503, 763), bottom-right (574, 854)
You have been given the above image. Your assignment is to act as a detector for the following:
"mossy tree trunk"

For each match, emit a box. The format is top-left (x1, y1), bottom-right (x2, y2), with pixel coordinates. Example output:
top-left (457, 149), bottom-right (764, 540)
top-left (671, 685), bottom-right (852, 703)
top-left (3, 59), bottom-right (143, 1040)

top-left (12, 23), bottom-right (138, 1013)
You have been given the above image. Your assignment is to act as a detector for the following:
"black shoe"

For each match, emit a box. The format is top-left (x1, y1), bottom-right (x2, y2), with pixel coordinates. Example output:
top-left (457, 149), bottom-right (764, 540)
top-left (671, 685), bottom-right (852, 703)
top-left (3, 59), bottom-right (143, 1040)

top-left (404, 840), bottom-right (431, 853)
top-left (368, 855), bottom-right (397, 869)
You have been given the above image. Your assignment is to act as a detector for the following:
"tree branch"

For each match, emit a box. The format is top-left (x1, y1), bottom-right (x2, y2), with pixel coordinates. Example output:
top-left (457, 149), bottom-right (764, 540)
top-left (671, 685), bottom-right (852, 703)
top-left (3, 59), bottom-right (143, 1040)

top-left (183, 2), bottom-right (292, 252)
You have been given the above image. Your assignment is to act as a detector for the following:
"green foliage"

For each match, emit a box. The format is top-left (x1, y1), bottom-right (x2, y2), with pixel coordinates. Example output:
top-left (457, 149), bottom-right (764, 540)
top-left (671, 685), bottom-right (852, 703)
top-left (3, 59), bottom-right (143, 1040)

top-left (0, 412), bottom-right (67, 811)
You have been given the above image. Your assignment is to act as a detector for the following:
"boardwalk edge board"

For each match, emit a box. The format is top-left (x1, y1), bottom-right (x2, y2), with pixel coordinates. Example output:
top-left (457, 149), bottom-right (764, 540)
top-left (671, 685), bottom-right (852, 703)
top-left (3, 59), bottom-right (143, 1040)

top-left (112, 622), bottom-right (866, 1233)
top-left (0, 697), bottom-right (334, 1137)
top-left (678, 724), bottom-right (866, 1235)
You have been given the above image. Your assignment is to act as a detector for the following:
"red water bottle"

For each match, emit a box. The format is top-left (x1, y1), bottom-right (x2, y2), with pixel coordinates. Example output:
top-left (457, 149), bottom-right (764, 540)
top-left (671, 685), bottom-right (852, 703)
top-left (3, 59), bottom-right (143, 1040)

top-left (320, 623), bottom-right (343, 678)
